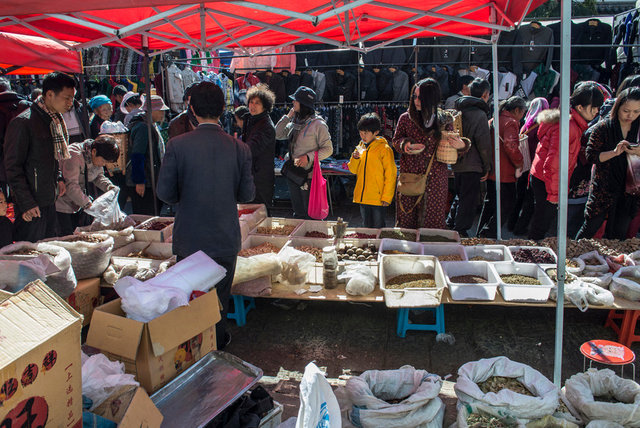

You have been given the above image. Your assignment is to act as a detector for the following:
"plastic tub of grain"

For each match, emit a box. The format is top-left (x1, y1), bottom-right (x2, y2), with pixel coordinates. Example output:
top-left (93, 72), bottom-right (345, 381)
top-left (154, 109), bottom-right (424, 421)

top-left (239, 235), bottom-right (289, 257)
top-left (422, 243), bottom-right (467, 262)
top-left (380, 255), bottom-right (446, 307)
top-left (378, 238), bottom-right (423, 261)
top-left (250, 217), bottom-right (304, 237)
top-left (440, 261), bottom-right (500, 301)
top-left (418, 228), bottom-right (461, 243)
top-left (508, 246), bottom-right (557, 269)
top-left (291, 220), bottom-right (338, 239)
top-left (494, 262), bottom-right (554, 302)
top-left (464, 245), bottom-right (513, 263)
top-left (379, 227), bottom-right (418, 242)
top-left (343, 228), bottom-right (380, 240)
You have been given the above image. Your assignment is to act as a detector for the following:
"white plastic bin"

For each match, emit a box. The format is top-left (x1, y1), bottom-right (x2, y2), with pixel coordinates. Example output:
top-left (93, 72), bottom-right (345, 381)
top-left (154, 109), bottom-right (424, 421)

top-left (258, 401), bottom-right (283, 428)
top-left (343, 227), bottom-right (380, 239)
top-left (251, 217), bottom-right (304, 237)
top-left (440, 261), bottom-right (499, 301)
top-left (339, 239), bottom-right (380, 265)
top-left (291, 220), bottom-right (337, 239)
top-left (379, 227), bottom-right (418, 242)
top-left (380, 255), bottom-right (446, 307)
top-left (378, 238), bottom-right (423, 261)
top-left (133, 216), bottom-right (174, 242)
top-left (508, 246), bottom-right (557, 267)
top-left (422, 243), bottom-right (467, 262)
top-left (418, 228), bottom-right (461, 243)
top-left (494, 262), bottom-right (554, 302)
top-left (239, 235), bottom-right (289, 256)
top-left (464, 245), bottom-right (513, 263)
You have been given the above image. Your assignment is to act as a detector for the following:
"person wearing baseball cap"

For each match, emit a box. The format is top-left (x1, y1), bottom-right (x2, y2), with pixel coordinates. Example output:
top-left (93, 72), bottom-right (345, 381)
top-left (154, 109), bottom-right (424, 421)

top-left (126, 94), bottom-right (168, 215)
top-left (275, 86), bottom-right (333, 218)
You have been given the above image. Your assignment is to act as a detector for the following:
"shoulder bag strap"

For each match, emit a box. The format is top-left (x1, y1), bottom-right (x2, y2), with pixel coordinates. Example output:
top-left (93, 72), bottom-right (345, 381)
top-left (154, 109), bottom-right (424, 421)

top-left (398, 152), bottom-right (436, 214)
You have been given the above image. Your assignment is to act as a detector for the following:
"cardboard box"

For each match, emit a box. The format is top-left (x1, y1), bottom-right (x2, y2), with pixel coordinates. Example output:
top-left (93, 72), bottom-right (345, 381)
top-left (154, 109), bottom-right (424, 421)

top-left (86, 290), bottom-right (221, 393)
top-left (94, 386), bottom-right (163, 428)
top-left (133, 217), bottom-right (174, 243)
top-left (66, 277), bottom-right (102, 326)
top-left (0, 280), bottom-right (83, 428)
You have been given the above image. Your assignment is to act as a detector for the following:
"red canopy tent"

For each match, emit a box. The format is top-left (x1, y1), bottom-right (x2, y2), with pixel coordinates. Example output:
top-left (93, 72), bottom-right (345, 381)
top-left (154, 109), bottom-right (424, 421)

top-left (0, 31), bottom-right (82, 75)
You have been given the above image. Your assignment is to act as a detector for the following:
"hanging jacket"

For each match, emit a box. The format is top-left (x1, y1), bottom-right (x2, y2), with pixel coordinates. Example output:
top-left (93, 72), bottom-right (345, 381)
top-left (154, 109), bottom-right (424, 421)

top-left (255, 71), bottom-right (287, 104)
top-left (374, 68), bottom-right (394, 101)
top-left (358, 69), bottom-right (378, 101)
top-left (312, 70), bottom-right (326, 101)
top-left (391, 68), bottom-right (409, 102)
top-left (453, 96), bottom-right (492, 175)
top-left (530, 108), bottom-right (588, 203)
top-left (348, 136), bottom-right (397, 206)
top-left (573, 20), bottom-right (613, 70)
top-left (282, 71), bottom-right (300, 96)
top-left (325, 70), bottom-right (355, 102)
top-left (512, 24), bottom-right (554, 75)
top-left (489, 110), bottom-right (523, 183)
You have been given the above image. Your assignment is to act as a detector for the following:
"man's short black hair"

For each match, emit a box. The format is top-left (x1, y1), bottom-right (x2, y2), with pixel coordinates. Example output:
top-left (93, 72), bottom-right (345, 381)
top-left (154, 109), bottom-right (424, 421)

top-left (42, 72), bottom-right (76, 97)
top-left (113, 85), bottom-right (127, 97)
top-left (190, 82), bottom-right (224, 119)
top-left (357, 113), bottom-right (381, 133)
top-left (459, 75), bottom-right (475, 91)
top-left (0, 78), bottom-right (11, 92)
top-left (91, 134), bottom-right (120, 163)
top-left (469, 78), bottom-right (491, 98)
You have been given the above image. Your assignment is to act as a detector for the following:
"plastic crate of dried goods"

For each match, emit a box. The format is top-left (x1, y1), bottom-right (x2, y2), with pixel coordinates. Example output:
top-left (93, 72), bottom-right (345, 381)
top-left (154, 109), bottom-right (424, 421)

top-left (128, 214), bottom-right (153, 226)
top-left (378, 238), bottom-right (423, 260)
top-left (422, 243), bottom-right (468, 262)
top-left (418, 228), bottom-right (461, 243)
top-left (338, 240), bottom-right (380, 265)
top-left (237, 203), bottom-right (268, 229)
top-left (464, 245), bottom-right (513, 263)
top-left (508, 246), bottom-right (557, 268)
top-left (133, 216), bottom-right (174, 242)
top-left (380, 255), bottom-right (446, 307)
top-left (440, 261), bottom-right (500, 301)
top-left (343, 228), bottom-right (380, 240)
top-left (379, 227), bottom-right (418, 242)
top-left (494, 262), bottom-right (554, 302)
top-left (111, 242), bottom-right (174, 270)
top-left (291, 220), bottom-right (338, 239)
top-left (250, 217), bottom-right (304, 237)
top-left (281, 237), bottom-right (333, 285)
top-left (239, 235), bottom-right (289, 257)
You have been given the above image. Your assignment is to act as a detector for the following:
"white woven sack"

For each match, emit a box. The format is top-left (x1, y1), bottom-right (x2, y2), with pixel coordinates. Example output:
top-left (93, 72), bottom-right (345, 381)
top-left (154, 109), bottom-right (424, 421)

top-left (578, 251), bottom-right (609, 274)
top-left (610, 266), bottom-right (640, 301)
top-left (42, 234), bottom-right (114, 280)
top-left (75, 226), bottom-right (134, 250)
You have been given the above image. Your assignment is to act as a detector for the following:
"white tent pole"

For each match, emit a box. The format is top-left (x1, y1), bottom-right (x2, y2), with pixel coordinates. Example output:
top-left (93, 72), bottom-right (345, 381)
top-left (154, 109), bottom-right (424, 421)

top-left (554, 0), bottom-right (571, 386)
top-left (491, 35), bottom-right (501, 240)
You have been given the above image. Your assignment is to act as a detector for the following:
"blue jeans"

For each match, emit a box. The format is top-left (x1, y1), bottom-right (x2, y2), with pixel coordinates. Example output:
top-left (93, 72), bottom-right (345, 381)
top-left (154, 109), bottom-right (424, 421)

top-left (359, 204), bottom-right (386, 228)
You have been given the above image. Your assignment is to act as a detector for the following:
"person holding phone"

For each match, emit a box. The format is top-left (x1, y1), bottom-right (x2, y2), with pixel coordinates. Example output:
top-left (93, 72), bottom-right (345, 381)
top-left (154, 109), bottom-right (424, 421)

top-left (576, 87), bottom-right (640, 239)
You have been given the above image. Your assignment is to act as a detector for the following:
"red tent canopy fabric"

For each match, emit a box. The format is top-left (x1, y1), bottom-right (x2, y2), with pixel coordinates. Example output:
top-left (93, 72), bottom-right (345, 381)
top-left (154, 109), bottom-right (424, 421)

top-left (0, 31), bottom-right (82, 75)
top-left (0, 1), bottom-right (547, 52)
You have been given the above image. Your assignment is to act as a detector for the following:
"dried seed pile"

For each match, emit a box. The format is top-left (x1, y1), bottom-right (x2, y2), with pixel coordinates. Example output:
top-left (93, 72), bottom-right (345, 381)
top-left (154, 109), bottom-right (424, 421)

top-left (420, 234), bottom-right (457, 243)
top-left (6, 249), bottom-right (43, 256)
top-left (64, 235), bottom-right (106, 243)
top-left (257, 225), bottom-right (296, 235)
top-left (450, 275), bottom-right (488, 284)
top-left (386, 273), bottom-right (435, 289)
top-left (500, 274), bottom-right (541, 285)
top-left (437, 254), bottom-right (463, 261)
top-left (305, 230), bottom-right (331, 238)
top-left (511, 248), bottom-right (555, 264)
top-left (238, 243), bottom-right (281, 257)
top-left (461, 237), bottom-right (497, 246)
top-left (566, 259), bottom-right (580, 268)
top-left (295, 245), bottom-right (323, 262)
top-left (379, 230), bottom-right (417, 241)
top-left (344, 232), bottom-right (377, 239)
top-left (382, 250), bottom-right (412, 255)
top-left (466, 413), bottom-right (508, 428)
top-left (544, 268), bottom-right (577, 285)
top-left (478, 376), bottom-right (534, 396)
top-left (137, 220), bottom-right (173, 231)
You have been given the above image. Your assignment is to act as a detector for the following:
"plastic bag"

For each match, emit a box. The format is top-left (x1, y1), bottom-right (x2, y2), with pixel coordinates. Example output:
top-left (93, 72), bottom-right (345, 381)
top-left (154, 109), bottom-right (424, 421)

top-left (566, 258), bottom-right (586, 276)
top-left (99, 120), bottom-right (127, 134)
top-left (585, 422), bottom-right (625, 428)
top-left (103, 257), bottom-right (176, 286)
top-left (579, 273), bottom-right (613, 290)
top-left (0, 255), bottom-right (58, 292)
top-left (114, 276), bottom-right (189, 322)
top-left (565, 369), bottom-right (640, 427)
top-left (81, 353), bottom-right (139, 411)
top-left (42, 233), bottom-right (114, 280)
top-left (578, 251), bottom-right (609, 274)
top-left (454, 356), bottom-right (560, 421)
top-left (526, 415), bottom-right (579, 428)
top-left (610, 266), bottom-right (640, 301)
top-left (338, 264), bottom-right (376, 296)
top-left (308, 151), bottom-right (329, 220)
top-left (275, 246), bottom-right (316, 286)
top-left (84, 188), bottom-right (127, 227)
top-left (233, 253), bottom-right (282, 284)
top-left (75, 224), bottom-right (135, 250)
top-left (346, 365), bottom-right (444, 428)
top-left (145, 250), bottom-right (226, 295)
top-left (296, 362), bottom-right (342, 428)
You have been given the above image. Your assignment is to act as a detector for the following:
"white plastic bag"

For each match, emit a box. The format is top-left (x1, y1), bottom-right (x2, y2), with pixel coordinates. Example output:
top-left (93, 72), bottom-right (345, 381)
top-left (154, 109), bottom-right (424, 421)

top-left (99, 120), bottom-right (127, 134)
top-left (610, 266), bottom-right (640, 301)
top-left (233, 253), bottom-right (282, 284)
top-left (81, 353), bottom-right (139, 410)
top-left (579, 273), bottom-right (613, 290)
top-left (275, 246), bottom-right (316, 286)
top-left (296, 362), bottom-right (342, 428)
top-left (0, 255), bottom-right (58, 292)
top-left (338, 264), bottom-right (376, 296)
top-left (565, 369), bottom-right (640, 427)
top-left (346, 365), bottom-right (444, 428)
top-left (566, 258), bottom-right (586, 276)
top-left (84, 188), bottom-right (127, 226)
top-left (75, 225), bottom-right (135, 249)
top-left (583, 282), bottom-right (614, 307)
top-left (42, 233), bottom-right (114, 279)
top-left (454, 356), bottom-right (560, 421)
top-left (113, 276), bottom-right (189, 322)
top-left (146, 250), bottom-right (226, 294)
top-left (578, 251), bottom-right (609, 274)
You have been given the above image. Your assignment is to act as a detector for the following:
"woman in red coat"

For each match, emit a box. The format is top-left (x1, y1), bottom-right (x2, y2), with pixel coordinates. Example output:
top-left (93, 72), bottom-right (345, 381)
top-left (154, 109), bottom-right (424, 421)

top-left (528, 82), bottom-right (604, 240)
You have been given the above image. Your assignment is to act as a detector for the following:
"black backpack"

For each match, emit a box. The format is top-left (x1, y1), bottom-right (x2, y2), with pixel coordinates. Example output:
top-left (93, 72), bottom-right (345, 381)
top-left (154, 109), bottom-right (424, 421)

top-left (0, 92), bottom-right (31, 183)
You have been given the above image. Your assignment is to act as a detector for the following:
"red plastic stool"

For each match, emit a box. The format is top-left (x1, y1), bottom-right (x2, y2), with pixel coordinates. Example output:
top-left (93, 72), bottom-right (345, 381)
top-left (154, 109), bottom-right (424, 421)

top-left (605, 310), bottom-right (626, 341)
top-left (621, 310), bottom-right (640, 348)
top-left (580, 339), bottom-right (636, 380)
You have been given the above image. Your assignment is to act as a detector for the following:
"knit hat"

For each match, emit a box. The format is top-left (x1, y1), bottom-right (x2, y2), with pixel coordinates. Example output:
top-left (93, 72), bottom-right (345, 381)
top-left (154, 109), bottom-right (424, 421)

top-left (119, 91), bottom-right (136, 114)
top-left (290, 86), bottom-right (316, 108)
top-left (142, 94), bottom-right (169, 111)
top-left (89, 95), bottom-right (111, 111)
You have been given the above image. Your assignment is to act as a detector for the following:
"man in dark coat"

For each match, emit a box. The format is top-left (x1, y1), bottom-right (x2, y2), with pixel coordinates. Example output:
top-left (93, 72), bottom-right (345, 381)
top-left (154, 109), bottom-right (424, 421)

top-left (242, 85), bottom-right (276, 209)
top-left (4, 72), bottom-right (75, 241)
top-left (447, 78), bottom-right (492, 236)
top-left (157, 81), bottom-right (254, 350)
top-left (168, 82), bottom-right (198, 141)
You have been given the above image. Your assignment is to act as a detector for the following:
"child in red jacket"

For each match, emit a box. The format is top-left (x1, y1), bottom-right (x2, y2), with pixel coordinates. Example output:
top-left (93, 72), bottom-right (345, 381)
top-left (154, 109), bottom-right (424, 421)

top-left (528, 82), bottom-right (605, 240)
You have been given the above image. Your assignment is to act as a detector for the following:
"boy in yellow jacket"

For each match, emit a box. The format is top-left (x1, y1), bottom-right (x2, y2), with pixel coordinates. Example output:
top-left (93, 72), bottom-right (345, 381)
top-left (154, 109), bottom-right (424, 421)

top-left (348, 113), bottom-right (397, 228)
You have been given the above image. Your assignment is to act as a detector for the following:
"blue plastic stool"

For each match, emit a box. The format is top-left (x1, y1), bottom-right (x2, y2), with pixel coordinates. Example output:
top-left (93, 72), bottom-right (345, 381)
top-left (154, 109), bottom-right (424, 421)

top-left (227, 295), bottom-right (256, 327)
top-left (396, 305), bottom-right (445, 338)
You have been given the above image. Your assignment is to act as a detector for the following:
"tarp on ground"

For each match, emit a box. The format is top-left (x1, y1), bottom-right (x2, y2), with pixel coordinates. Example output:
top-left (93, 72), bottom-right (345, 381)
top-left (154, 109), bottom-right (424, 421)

top-left (0, 31), bottom-right (82, 75)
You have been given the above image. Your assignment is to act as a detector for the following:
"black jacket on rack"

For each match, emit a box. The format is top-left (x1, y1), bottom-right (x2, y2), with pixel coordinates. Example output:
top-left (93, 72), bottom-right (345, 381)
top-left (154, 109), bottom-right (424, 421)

top-left (281, 71), bottom-right (300, 96)
top-left (498, 30), bottom-right (518, 71)
top-left (357, 68), bottom-right (378, 101)
top-left (468, 36), bottom-right (492, 69)
top-left (374, 68), bottom-right (394, 101)
top-left (363, 40), bottom-right (409, 68)
top-left (255, 71), bottom-right (287, 104)
top-left (298, 71), bottom-right (314, 91)
top-left (512, 23), bottom-right (554, 75)
top-left (434, 36), bottom-right (468, 68)
top-left (325, 70), bottom-right (356, 102)
top-left (390, 68), bottom-right (409, 102)
top-left (573, 20), bottom-right (613, 70)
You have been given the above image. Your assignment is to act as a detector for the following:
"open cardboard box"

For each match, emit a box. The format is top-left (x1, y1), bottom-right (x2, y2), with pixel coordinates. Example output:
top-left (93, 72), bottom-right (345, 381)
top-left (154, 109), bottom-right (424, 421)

top-left (94, 386), bottom-right (163, 427)
top-left (66, 277), bottom-right (102, 326)
top-left (86, 290), bottom-right (221, 393)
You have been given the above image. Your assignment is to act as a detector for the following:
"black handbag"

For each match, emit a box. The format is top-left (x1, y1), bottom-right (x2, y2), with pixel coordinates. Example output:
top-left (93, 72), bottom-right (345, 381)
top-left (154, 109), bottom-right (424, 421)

top-left (281, 158), bottom-right (308, 186)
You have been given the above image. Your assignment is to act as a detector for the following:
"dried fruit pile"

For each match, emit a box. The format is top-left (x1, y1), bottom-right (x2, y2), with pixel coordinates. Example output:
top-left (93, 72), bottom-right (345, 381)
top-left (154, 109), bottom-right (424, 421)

top-left (420, 234), bottom-right (457, 242)
top-left (305, 230), bottom-right (331, 238)
top-left (437, 254), bottom-right (463, 261)
top-left (500, 274), bottom-right (541, 285)
top-left (238, 242), bottom-right (281, 257)
top-left (511, 248), bottom-right (555, 264)
top-left (6, 249), bottom-right (43, 256)
top-left (337, 243), bottom-right (377, 262)
top-left (478, 376), bottom-right (534, 396)
top-left (379, 230), bottom-right (417, 241)
top-left (450, 275), bottom-right (488, 284)
top-left (344, 232), bottom-right (377, 239)
top-left (64, 235), bottom-right (106, 243)
top-left (295, 245), bottom-right (323, 262)
top-left (137, 220), bottom-right (173, 231)
top-left (257, 225), bottom-right (296, 235)
top-left (125, 249), bottom-right (168, 260)
top-left (386, 273), bottom-right (436, 289)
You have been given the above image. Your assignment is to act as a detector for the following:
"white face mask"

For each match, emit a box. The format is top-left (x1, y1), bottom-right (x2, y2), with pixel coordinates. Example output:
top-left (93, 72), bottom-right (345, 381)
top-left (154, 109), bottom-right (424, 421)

top-left (424, 113), bottom-right (436, 128)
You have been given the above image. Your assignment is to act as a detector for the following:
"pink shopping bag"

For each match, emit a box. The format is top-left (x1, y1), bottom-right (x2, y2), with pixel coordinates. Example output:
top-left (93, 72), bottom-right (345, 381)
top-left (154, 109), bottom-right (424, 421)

top-left (308, 151), bottom-right (329, 220)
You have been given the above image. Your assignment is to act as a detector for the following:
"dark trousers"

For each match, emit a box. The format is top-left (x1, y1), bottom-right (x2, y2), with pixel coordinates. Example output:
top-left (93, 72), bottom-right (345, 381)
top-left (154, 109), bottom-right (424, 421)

top-left (359, 203), bottom-right (386, 228)
top-left (447, 171), bottom-right (482, 236)
top-left (14, 204), bottom-right (58, 242)
top-left (57, 211), bottom-right (91, 236)
top-left (576, 195), bottom-right (638, 240)
top-left (129, 186), bottom-right (158, 215)
top-left (508, 172), bottom-right (535, 235)
top-left (286, 179), bottom-right (310, 219)
top-left (476, 180), bottom-right (516, 239)
top-left (528, 175), bottom-right (558, 240)
top-left (567, 202), bottom-right (586, 239)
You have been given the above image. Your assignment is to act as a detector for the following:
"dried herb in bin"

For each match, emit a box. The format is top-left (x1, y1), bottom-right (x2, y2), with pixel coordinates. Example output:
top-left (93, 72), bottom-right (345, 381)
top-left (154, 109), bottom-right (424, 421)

top-left (419, 234), bottom-right (457, 242)
top-left (450, 275), bottom-right (488, 284)
top-left (499, 274), bottom-right (541, 285)
top-left (379, 230), bottom-right (417, 241)
top-left (386, 273), bottom-right (435, 289)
